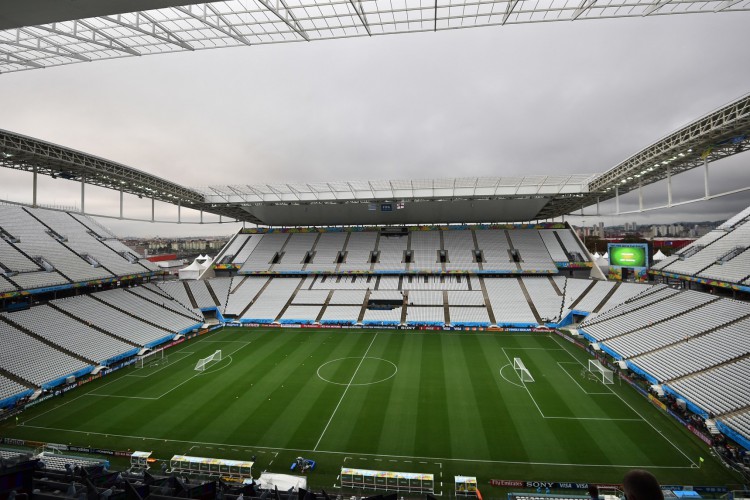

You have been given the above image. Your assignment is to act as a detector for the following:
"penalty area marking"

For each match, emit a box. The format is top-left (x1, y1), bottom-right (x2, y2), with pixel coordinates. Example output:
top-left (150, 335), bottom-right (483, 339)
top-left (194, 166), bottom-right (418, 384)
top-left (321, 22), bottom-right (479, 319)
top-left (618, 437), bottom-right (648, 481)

top-left (499, 364), bottom-right (524, 388)
top-left (317, 357), bottom-right (398, 386)
top-left (196, 355), bottom-right (234, 375)
top-left (556, 361), bottom-right (613, 395)
top-left (128, 351), bottom-right (195, 378)
top-left (549, 334), bottom-right (698, 468)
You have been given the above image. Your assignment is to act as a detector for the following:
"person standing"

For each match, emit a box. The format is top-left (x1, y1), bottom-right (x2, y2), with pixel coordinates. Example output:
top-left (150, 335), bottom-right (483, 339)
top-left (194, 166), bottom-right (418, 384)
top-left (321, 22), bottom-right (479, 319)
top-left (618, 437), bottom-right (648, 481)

top-left (622, 470), bottom-right (664, 500)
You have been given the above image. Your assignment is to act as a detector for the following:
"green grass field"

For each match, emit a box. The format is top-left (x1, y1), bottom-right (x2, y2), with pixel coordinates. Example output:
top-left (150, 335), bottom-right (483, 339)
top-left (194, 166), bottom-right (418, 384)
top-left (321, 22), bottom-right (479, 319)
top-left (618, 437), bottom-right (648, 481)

top-left (1, 327), bottom-right (741, 492)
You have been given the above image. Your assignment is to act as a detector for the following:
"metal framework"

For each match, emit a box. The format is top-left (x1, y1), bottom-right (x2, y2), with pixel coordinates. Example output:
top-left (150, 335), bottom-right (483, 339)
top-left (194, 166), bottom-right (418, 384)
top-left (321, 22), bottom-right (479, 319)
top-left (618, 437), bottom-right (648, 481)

top-left (1, 92), bottom-right (750, 224)
top-left (590, 93), bottom-right (750, 196)
top-left (1, 0), bottom-right (749, 73)
top-left (199, 175), bottom-right (594, 203)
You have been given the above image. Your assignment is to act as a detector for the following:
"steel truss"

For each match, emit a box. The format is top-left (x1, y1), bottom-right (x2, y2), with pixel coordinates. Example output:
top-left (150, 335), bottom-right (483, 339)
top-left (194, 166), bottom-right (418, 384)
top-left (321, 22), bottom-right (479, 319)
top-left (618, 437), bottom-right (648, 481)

top-left (590, 93), bottom-right (750, 197)
top-left (1, 93), bottom-right (750, 224)
top-left (1, 0), bottom-right (749, 73)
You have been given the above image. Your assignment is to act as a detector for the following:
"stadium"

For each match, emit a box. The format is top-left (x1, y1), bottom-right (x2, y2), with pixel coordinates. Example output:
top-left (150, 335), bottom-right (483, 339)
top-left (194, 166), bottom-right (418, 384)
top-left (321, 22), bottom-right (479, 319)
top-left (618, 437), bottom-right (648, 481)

top-left (1, 1), bottom-right (750, 499)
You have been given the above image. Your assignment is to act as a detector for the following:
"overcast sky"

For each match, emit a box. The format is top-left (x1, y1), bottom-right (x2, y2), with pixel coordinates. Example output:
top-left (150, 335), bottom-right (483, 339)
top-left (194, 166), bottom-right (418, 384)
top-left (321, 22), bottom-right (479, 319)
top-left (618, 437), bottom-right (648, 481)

top-left (1, 11), bottom-right (749, 237)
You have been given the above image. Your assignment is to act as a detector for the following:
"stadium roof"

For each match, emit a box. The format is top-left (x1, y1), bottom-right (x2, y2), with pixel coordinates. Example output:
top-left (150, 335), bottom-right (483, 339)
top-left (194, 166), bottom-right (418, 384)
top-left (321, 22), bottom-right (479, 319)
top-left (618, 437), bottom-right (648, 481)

top-left (2, 92), bottom-right (750, 225)
top-left (198, 176), bottom-right (599, 225)
top-left (1, 0), bottom-right (749, 73)
top-left (590, 93), bottom-right (750, 198)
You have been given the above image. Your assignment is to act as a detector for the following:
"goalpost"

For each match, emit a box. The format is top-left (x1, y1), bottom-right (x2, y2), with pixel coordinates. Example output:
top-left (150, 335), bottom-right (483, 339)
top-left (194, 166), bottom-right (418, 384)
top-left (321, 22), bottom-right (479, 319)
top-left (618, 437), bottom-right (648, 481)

top-left (513, 358), bottom-right (534, 383)
top-left (135, 349), bottom-right (166, 369)
top-left (195, 350), bottom-right (222, 372)
top-left (588, 359), bottom-right (614, 385)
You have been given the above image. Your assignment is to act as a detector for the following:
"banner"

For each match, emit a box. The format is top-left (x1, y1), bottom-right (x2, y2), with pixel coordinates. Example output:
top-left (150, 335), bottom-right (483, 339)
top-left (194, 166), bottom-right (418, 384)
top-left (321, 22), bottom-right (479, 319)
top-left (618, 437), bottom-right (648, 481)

top-left (648, 394), bottom-right (667, 411)
top-left (490, 479), bottom-right (621, 489)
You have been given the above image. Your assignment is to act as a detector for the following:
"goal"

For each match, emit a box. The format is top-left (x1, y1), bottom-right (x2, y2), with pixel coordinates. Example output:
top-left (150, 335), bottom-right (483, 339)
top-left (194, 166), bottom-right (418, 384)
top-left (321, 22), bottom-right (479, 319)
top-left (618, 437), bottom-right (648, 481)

top-left (195, 350), bottom-right (222, 372)
top-left (513, 358), bottom-right (534, 383)
top-left (135, 349), bottom-right (166, 369)
top-left (588, 359), bottom-right (614, 385)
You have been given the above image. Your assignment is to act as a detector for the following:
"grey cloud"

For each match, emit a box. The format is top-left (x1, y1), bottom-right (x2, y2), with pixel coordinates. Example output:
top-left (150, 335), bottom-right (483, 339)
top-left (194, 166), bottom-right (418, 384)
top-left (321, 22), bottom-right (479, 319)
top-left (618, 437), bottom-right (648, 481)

top-left (0, 12), bottom-right (749, 236)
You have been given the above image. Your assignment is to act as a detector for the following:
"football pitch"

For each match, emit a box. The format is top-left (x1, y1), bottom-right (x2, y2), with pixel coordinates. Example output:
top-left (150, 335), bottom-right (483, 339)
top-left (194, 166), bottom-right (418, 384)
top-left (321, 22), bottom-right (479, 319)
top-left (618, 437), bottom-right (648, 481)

top-left (2, 327), bottom-right (739, 491)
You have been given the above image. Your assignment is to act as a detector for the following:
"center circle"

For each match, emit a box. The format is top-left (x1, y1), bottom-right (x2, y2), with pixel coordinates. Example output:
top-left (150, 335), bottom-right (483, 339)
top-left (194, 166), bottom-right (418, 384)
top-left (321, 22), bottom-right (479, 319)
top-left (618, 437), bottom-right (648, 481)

top-left (317, 357), bottom-right (398, 386)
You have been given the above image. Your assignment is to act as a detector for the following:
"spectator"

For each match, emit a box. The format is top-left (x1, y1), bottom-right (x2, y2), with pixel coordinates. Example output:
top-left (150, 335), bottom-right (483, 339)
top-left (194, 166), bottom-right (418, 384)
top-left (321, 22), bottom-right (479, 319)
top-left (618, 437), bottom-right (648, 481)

top-left (588, 484), bottom-right (599, 500)
top-left (622, 470), bottom-right (664, 500)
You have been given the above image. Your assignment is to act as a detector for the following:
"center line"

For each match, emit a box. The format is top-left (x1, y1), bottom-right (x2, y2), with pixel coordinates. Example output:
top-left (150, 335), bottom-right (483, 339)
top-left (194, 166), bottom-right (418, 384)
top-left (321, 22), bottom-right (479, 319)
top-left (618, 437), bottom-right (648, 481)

top-left (314, 333), bottom-right (379, 451)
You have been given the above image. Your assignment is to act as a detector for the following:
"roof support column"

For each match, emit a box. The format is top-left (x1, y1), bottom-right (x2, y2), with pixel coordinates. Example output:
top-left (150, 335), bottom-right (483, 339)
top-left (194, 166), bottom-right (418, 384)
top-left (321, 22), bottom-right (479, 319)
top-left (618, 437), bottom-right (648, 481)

top-left (596, 197), bottom-right (600, 216)
top-left (178, 200), bottom-right (181, 224)
top-left (667, 166), bottom-right (672, 207)
top-left (32, 165), bottom-right (38, 208)
top-left (615, 186), bottom-right (620, 214)
top-left (704, 158), bottom-right (710, 198)
top-left (119, 189), bottom-right (124, 219)
top-left (80, 175), bottom-right (85, 214)
top-left (151, 197), bottom-right (155, 222)
top-left (200, 210), bottom-right (203, 224)
top-left (638, 180), bottom-right (643, 211)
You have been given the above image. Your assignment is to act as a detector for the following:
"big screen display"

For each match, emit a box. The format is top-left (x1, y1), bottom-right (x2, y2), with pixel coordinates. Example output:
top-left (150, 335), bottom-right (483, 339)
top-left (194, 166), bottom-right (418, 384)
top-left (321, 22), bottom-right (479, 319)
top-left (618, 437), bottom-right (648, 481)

top-left (608, 244), bottom-right (648, 268)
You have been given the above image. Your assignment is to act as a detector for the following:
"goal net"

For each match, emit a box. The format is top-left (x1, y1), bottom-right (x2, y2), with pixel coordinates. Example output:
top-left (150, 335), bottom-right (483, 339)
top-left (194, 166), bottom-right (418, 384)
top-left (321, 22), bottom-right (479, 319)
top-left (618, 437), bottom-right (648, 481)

top-left (513, 358), bottom-right (534, 383)
top-left (135, 349), bottom-right (166, 369)
top-left (195, 350), bottom-right (222, 372)
top-left (588, 359), bottom-right (614, 385)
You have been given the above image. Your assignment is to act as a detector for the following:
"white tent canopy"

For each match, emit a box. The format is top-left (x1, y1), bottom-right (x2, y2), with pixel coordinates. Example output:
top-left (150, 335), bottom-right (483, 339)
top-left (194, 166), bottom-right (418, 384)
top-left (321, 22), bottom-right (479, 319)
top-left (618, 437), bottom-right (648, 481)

top-left (653, 249), bottom-right (667, 261)
top-left (179, 259), bottom-right (204, 280)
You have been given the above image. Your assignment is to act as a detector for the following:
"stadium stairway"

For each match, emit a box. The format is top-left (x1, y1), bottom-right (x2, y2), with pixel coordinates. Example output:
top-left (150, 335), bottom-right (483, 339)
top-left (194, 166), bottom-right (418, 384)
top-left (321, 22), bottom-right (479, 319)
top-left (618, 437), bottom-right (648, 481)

top-left (357, 289), bottom-right (372, 324)
top-left (89, 294), bottom-right (173, 333)
top-left (125, 288), bottom-right (201, 321)
top-left (548, 276), bottom-right (563, 296)
top-left (48, 302), bottom-right (141, 348)
top-left (476, 276), bottom-right (497, 325)
top-left (0, 365), bottom-right (35, 389)
top-left (24, 208), bottom-right (119, 278)
top-left (183, 281), bottom-right (200, 309)
top-left (567, 280), bottom-right (598, 311)
top-left (301, 233), bottom-right (322, 271)
top-left (400, 293), bottom-right (408, 324)
top-left (668, 352), bottom-right (750, 388)
top-left (516, 277), bottom-right (543, 324)
top-left (230, 275), bottom-right (247, 294)
top-left (405, 230), bottom-right (413, 272)
top-left (581, 284), bottom-right (674, 326)
top-left (67, 212), bottom-right (154, 273)
top-left (142, 282), bottom-right (174, 300)
top-left (439, 231), bottom-right (447, 272)
top-left (0, 234), bottom-right (51, 277)
top-left (504, 230), bottom-right (522, 271)
top-left (592, 282), bottom-right (622, 313)
top-left (629, 311), bottom-right (750, 365)
top-left (274, 276), bottom-right (308, 322)
top-left (718, 403), bottom-right (750, 422)
top-left (205, 280), bottom-right (222, 307)
top-left (556, 277), bottom-right (568, 321)
top-left (470, 229), bottom-right (484, 271)
top-left (315, 290), bottom-right (335, 322)
top-left (334, 232), bottom-right (350, 273)
top-left (5, 228), bottom-right (77, 283)
top-left (601, 296), bottom-right (723, 344)
top-left (268, 233), bottom-right (292, 272)
top-left (238, 277), bottom-right (274, 318)
top-left (0, 315), bottom-right (95, 365)
top-left (369, 232), bottom-right (380, 272)
top-left (443, 290), bottom-right (450, 324)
